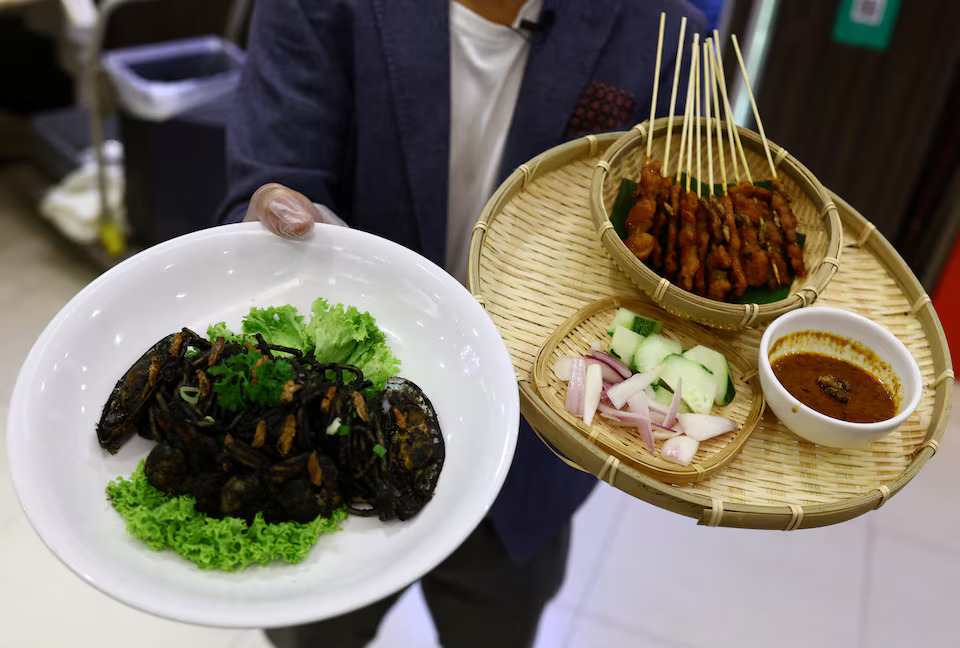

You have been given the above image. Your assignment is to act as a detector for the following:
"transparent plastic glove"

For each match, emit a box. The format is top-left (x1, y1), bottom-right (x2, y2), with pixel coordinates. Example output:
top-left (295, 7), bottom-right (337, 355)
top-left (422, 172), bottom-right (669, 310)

top-left (243, 183), bottom-right (346, 238)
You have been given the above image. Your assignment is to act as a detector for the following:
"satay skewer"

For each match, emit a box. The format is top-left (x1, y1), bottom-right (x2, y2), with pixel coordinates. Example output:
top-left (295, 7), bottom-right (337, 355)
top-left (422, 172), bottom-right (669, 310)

top-left (730, 34), bottom-right (777, 179)
top-left (708, 41), bottom-right (728, 193)
top-left (645, 12), bottom-right (667, 162)
top-left (712, 34), bottom-right (753, 184)
top-left (703, 39), bottom-right (714, 198)
top-left (661, 16), bottom-right (687, 178)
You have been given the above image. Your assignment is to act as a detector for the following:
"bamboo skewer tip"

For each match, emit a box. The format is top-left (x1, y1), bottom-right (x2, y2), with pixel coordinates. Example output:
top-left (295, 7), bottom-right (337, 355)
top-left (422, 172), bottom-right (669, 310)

top-left (646, 12), bottom-right (667, 162)
top-left (661, 15), bottom-right (687, 179)
top-left (730, 34), bottom-right (777, 180)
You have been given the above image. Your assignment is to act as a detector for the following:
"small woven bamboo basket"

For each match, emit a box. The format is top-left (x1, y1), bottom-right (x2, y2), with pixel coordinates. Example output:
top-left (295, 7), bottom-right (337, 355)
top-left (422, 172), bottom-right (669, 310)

top-left (532, 295), bottom-right (764, 483)
top-left (468, 132), bottom-right (952, 530)
top-left (590, 117), bottom-right (843, 329)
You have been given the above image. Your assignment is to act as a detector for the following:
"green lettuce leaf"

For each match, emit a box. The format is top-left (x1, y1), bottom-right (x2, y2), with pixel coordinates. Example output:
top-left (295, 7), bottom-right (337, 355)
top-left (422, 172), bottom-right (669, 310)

top-left (106, 461), bottom-right (346, 571)
top-left (206, 321), bottom-right (246, 345)
top-left (241, 304), bottom-right (311, 350)
top-left (306, 298), bottom-right (400, 389)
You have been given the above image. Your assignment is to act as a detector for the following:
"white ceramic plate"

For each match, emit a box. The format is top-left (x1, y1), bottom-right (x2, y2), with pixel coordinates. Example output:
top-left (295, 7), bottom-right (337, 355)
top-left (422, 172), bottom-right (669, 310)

top-left (6, 222), bottom-right (519, 628)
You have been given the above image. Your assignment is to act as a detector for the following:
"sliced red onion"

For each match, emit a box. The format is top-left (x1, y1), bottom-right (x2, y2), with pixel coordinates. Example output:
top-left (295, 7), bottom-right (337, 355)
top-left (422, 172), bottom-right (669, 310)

top-left (606, 368), bottom-right (659, 409)
top-left (647, 400), bottom-right (669, 416)
top-left (583, 363), bottom-right (604, 426)
top-left (663, 377), bottom-right (682, 429)
top-left (598, 403), bottom-right (651, 425)
top-left (554, 356), bottom-right (577, 381)
top-left (566, 358), bottom-right (585, 417)
top-left (627, 391), bottom-right (655, 451)
top-left (661, 435), bottom-right (699, 466)
top-left (676, 413), bottom-right (738, 441)
top-left (625, 391), bottom-right (646, 414)
top-left (649, 408), bottom-right (667, 425)
top-left (586, 351), bottom-right (633, 380)
top-left (652, 421), bottom-right (680, 435)
top-left (653, 427), bottom-right (681, 440)
top-left (587, 358), bottom-right (625, 385)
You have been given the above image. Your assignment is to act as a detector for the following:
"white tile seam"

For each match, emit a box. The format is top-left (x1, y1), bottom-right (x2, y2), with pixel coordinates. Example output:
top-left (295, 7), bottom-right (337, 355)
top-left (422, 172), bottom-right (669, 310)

top-left (574, 607), bottom-right (702, 648)
top-left (871, 521), bottom-right (960, 560)
top-left (856, 515), bottom-right (877, 648)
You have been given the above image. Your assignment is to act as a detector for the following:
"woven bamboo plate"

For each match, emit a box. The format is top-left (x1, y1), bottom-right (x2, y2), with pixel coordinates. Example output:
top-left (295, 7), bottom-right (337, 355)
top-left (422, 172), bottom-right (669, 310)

top-left (531, 296), bottom-right (765, 483)
top-left (590, 117), bottom-right (844, 329)
top-left (467, 132), bottom-right (953, 530)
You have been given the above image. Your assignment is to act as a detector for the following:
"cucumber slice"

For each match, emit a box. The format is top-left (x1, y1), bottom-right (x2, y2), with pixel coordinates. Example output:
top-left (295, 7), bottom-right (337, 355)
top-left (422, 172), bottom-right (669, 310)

top-left (609, 326), bottom-right (644, 366)
top-left (683, 344), bottom-right (736, 405)
top-left (659, 354), bottom-right (717, 415)
top-left (652, 385), bottom-right (692, 414)
top-left (632, 333), bottom-right (682, 375)
top-left (607, 308), bottom-right (664, 337)
top-left (607, 308), bottom-right (638, 335)
top-left (631, 315), bottom-right (664, 337)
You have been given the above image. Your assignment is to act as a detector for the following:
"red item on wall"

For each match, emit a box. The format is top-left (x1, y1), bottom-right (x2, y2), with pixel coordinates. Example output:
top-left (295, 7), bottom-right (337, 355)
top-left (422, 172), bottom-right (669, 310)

top-left (932, 232), bottom-right (960, 370)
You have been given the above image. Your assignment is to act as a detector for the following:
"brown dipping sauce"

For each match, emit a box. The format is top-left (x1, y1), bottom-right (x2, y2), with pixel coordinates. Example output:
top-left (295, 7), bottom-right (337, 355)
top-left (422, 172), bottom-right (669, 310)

top-left (771, 353), bottom-right (896, 423)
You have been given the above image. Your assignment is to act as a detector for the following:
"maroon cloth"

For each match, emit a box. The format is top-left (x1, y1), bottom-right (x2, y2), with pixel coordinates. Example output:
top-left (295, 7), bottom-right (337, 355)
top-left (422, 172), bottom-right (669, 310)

top-left (566, 80), bottom-right (638, 137)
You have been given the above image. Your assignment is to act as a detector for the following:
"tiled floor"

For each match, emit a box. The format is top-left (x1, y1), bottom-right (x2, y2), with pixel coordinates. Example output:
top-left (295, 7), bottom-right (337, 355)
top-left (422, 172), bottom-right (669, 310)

top-left (1, 164), bottom-right (958, 648)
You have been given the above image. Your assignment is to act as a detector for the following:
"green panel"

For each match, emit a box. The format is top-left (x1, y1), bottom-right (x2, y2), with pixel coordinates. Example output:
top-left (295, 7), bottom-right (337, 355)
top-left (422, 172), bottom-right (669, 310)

top-left (832, 0), bottom-right (901, 50)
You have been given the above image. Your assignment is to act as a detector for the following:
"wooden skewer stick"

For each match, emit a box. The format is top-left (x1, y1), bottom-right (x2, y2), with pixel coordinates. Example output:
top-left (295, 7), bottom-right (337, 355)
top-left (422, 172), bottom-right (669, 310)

top-left (713, 45), bottom-right (740, 184)
top-left (704, 39), bottom-right (714, 199)
top-left (730, 34), bottom-right (777, 179)
top-left (687, 39), bottom-right (698, 192)
top-left (708, 41), bottom-right (728, 194)
top-left (645, 13), bottom-right (667, 162)
top-left (676, 34), bottom-right (699, 186)
top-left (712, 33), bottom-right (752, 184)
top-left (694, 42), bottom-right (701, 198)
top-left (661, 16), bottom-right (687, 178)
top-left (674, 65), bottom-right (693, 184)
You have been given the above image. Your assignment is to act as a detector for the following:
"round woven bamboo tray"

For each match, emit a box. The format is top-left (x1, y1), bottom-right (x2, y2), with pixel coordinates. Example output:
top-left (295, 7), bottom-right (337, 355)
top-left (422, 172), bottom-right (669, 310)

top-left (590, 117), bottom-right (844, 329)
top-left (467, 132), bottom-right (953, 530)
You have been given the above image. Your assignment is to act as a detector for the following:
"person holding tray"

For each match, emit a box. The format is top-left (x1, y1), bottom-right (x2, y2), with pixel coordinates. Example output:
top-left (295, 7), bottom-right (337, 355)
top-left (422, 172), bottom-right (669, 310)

top-left (217, 1), bottom-right (707, 646)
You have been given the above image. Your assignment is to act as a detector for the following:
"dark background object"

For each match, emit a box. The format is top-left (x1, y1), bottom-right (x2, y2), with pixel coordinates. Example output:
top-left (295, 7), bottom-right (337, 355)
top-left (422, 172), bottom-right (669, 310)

top-left (121, 95), bottom-right (230, 245)
top-left (728, 0), bottom-right (960, 289)
top-left (98, 0), bottom-right (239, 49)
top-left (0, 14), bottom-right (73, 116)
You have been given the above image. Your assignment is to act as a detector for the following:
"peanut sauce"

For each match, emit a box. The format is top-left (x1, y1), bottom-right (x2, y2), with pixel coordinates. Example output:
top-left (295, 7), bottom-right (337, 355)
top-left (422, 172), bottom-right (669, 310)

top-left (771, 353), bottom-right (896, 423)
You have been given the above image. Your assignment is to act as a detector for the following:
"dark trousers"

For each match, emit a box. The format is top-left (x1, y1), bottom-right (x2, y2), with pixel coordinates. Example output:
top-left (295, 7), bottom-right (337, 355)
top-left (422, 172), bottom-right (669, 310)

top-left (264, 518), bottom-right (571, 648)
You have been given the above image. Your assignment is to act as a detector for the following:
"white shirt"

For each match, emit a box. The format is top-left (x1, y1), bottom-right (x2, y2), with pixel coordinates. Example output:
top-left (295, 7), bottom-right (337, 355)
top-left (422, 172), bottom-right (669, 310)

top-left (445, 0), bottom-right (543, 285)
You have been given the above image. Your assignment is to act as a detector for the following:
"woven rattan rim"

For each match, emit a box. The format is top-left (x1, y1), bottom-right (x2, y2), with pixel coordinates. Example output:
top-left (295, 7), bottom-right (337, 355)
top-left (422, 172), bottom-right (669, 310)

top-left (589, 117), bottom-right (843, 330)
top-left (467, 132), bottom-right (952, 531)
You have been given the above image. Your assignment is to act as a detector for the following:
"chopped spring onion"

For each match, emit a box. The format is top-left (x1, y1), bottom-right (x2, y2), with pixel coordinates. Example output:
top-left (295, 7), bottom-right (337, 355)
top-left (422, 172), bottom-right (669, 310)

top-left (325, 416), bottom-right (342, 435)
top-left (179, 386), bottom-right (201, 404)
top-left (373, 443), bottom-right (387, 457)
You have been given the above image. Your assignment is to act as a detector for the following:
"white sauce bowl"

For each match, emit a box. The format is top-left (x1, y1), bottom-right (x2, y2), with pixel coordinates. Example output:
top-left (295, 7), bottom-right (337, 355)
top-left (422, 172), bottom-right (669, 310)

top-left (758, 306), bottom-right (922, 448)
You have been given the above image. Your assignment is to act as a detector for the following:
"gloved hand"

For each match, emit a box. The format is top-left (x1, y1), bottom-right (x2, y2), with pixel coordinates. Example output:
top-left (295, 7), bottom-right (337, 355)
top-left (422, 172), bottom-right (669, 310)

top-left (243, 183), bottom-right (346, 237)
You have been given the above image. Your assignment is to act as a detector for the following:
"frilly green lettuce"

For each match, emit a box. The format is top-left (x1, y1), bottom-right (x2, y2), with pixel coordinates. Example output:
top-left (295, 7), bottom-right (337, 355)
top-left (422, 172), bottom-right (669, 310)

top-left (106, 461), bottom-right (346, 571)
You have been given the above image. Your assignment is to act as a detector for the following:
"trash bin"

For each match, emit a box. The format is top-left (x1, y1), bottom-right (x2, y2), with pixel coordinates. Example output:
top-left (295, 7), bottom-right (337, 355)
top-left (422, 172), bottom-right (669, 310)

top-left (102, 36), bottom-right (244, 244)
